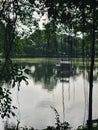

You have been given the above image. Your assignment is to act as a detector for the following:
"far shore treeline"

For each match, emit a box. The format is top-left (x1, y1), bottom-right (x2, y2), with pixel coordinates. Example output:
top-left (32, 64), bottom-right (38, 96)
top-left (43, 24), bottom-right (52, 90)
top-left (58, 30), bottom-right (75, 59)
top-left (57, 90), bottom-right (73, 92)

top-left (0, 26), bottom-right (96, 58)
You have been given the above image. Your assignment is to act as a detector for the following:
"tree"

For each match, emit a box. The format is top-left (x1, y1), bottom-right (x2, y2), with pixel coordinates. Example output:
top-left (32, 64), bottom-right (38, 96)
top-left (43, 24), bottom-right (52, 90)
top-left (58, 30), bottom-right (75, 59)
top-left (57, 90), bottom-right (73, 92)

top-left (0, 0), bottom-right (40, 60)
top-left (0, 21), bottom-right (5, 53)
top-left (88, 0), bottom-right (96, 129)
top-left (0, 0), bottom-right (18, 61)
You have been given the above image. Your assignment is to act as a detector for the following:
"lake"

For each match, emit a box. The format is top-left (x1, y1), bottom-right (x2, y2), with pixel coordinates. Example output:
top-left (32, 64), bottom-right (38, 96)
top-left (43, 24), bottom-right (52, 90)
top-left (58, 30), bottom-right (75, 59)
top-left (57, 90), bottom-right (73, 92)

top-left (0, 58), bottom-right (98, 130)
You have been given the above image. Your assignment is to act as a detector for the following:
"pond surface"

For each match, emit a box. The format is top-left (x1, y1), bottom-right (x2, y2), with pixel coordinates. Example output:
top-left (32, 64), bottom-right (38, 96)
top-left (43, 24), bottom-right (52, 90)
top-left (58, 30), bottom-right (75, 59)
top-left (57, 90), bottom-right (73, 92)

top-left (1, 58), bottom-right (98, 130)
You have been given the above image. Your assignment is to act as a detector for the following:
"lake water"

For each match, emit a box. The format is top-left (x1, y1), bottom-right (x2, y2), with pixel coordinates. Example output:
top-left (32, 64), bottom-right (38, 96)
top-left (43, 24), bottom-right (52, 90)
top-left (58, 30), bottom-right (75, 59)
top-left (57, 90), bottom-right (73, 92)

top-left (0, 58), bottom-right (98, 130)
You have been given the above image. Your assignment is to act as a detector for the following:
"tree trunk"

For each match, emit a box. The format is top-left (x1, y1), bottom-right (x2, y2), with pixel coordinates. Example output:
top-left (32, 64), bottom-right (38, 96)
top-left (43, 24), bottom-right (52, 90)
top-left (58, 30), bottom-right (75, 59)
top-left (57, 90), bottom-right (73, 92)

top-left (4, 20), bottom-right (15, 62)
top-left (88, 1), bottom-right (96, 129)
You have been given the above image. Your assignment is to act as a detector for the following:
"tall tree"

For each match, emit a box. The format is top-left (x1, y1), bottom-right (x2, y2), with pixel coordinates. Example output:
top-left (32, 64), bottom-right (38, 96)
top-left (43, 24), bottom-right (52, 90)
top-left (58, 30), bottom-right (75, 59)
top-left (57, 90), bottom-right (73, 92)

top-left (88, 0), bottom-right (96, 129)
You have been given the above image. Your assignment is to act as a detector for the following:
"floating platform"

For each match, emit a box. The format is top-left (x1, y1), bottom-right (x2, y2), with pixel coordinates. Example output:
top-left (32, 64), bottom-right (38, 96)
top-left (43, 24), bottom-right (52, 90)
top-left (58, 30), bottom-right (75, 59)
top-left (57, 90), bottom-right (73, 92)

top-left (56, 61), bottom-right (73, 77)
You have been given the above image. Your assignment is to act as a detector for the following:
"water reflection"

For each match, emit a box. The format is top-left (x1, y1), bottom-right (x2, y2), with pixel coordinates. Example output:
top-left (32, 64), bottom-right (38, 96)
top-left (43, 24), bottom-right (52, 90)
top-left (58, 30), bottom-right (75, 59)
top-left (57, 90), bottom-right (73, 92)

top-left (20, 62), bottom-right (98, 87)
top-left (0, 60), bottom-right (98, 129)
top-left (27, 62), bottom-right (82, 91)
top-left (29, 63), bottom-right (57, 91)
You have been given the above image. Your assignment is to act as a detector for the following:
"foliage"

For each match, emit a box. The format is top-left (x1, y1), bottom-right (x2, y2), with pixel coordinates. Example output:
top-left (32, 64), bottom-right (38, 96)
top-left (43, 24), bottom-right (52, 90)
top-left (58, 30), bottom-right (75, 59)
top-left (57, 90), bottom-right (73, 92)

top-left (13, 29), bottom-right (83, 58)
top-left (77, 125), bottom-right (98, 130)
top-left (0, 87), bottom-right (17, 119)
top-left (0, 61), bottom-right (29, 89)
top-left (0, 0), bottom-right (97, 59)
top-left (0, 60), bottom-right (32, 124)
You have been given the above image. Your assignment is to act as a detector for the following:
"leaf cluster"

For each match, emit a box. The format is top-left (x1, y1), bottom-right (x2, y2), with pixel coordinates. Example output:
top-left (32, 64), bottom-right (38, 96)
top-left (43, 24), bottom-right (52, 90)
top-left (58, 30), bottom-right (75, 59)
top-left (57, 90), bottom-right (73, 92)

top-left (0, 87), bottom-right (17, 119)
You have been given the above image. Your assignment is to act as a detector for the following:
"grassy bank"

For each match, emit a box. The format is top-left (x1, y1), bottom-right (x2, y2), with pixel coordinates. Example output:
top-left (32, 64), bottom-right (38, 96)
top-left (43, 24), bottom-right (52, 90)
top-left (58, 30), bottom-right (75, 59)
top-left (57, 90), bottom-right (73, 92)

top-left (0, 57), bottom-right (98, 65)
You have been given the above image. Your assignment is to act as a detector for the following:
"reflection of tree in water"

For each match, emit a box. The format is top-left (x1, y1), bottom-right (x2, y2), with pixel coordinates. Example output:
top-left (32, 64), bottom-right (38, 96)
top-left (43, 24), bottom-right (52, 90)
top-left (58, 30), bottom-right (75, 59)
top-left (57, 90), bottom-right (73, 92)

top-left (69, 65), bottom-right (98, 82)
top-left (29, 63), bottom-right (86, 91)
top-left (30, 63), bottom-right (57, 91)
top-left (29, 63), bottom-right (98, 91)
top-left (80, 65), bottom-right (98, 82)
